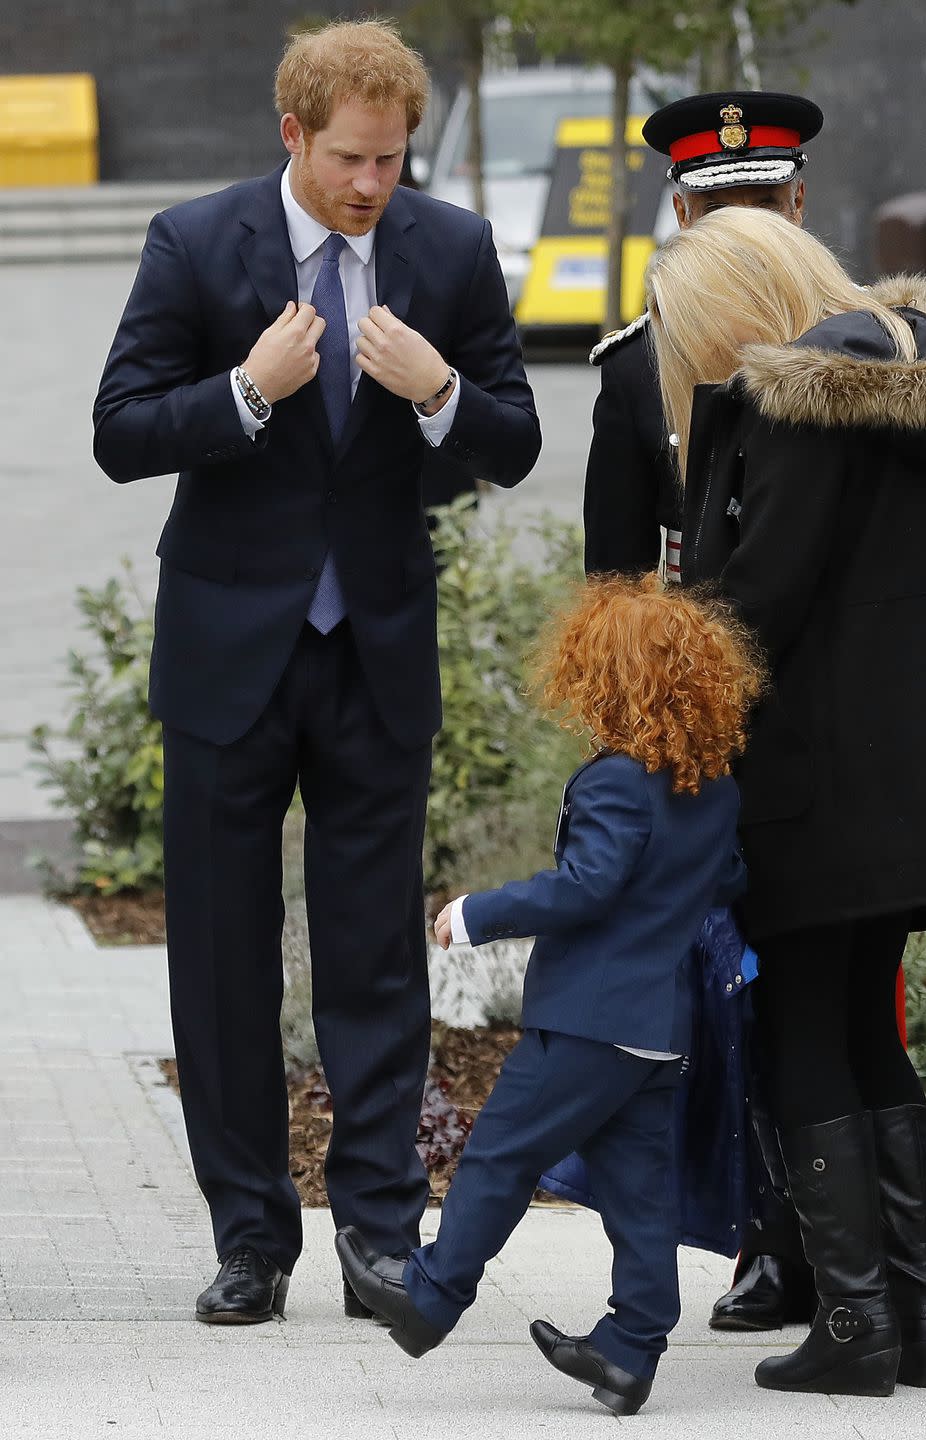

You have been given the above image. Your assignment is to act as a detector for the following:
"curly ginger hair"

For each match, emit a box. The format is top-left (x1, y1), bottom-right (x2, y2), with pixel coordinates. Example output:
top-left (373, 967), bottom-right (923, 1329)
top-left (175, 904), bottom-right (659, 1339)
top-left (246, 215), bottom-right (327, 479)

top-left (536, 574), bottom-right (765, 796)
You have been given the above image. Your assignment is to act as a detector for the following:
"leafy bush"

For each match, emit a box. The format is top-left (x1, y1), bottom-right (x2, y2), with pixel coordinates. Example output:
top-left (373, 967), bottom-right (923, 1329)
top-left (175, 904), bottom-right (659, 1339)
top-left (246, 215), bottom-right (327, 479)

top-left (30, 564), bottom-right (163, 895)
top-left (903, 931), bottom-right (926, 1078)
top-left (425, 496), bottom-right (584, 894)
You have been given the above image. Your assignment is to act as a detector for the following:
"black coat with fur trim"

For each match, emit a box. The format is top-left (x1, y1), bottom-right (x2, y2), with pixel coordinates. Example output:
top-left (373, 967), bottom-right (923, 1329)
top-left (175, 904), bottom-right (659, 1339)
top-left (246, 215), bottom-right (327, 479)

top-left (681, 278), bottom-right (926, 941)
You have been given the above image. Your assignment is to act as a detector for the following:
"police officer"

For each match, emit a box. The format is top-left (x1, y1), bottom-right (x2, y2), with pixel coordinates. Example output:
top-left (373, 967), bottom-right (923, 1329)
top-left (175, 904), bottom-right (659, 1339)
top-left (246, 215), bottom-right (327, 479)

top-left (583, 91), bottom-right (824, 1330)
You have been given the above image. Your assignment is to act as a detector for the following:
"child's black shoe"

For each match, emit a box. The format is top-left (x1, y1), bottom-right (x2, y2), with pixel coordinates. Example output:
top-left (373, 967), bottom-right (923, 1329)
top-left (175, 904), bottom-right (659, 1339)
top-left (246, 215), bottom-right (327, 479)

top-left (530, 1318), bottom-right (653, 1415)
top-left (335, 1227), bottom-right (447, 1358)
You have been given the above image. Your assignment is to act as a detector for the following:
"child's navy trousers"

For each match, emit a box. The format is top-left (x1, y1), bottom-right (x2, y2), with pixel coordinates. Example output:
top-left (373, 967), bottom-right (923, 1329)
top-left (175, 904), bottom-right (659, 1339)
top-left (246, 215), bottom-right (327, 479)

top-left (403, 1029), bottom-right (684, 1380)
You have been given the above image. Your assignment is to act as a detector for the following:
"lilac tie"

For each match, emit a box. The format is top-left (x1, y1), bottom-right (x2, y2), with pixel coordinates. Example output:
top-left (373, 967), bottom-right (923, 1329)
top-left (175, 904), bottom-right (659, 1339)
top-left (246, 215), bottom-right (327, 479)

top-left (307, 232), bottom-right (349, 635)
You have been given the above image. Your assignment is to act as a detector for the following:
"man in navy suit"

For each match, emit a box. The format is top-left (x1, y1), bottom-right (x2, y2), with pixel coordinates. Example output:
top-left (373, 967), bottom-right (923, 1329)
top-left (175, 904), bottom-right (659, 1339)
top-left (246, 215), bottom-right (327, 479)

top-left (93, 19), bottom-right (540, 1323)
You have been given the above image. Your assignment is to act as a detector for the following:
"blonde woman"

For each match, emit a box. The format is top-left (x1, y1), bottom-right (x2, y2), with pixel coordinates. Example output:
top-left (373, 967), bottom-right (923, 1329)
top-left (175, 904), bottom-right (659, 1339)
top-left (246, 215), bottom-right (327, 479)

top-left (645, 208), bottom-right (926, 1399)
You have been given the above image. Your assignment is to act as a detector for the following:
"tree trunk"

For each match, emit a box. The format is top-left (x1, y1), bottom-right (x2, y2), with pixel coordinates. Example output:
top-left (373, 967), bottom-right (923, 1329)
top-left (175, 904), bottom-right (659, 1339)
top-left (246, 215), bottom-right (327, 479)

top-left (698, 4), bottom-right (738, 91)
top-left (732, 2), bottom-right (761, 88)
top-left (463, 15), bottom-right (487, 220)
top-left (605, 53), bottom-right (633, 335)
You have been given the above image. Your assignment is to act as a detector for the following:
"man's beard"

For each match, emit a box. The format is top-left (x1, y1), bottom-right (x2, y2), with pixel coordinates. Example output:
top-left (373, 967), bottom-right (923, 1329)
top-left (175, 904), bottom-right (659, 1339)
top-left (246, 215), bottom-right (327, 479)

top-left (299, 166), bottom-right (393, 236)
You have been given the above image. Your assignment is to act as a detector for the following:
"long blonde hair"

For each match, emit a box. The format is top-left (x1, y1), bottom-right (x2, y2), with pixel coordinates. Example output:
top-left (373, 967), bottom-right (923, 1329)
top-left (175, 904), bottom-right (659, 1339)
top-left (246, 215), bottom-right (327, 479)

top-left (645, 208), bottom-right (917, 478)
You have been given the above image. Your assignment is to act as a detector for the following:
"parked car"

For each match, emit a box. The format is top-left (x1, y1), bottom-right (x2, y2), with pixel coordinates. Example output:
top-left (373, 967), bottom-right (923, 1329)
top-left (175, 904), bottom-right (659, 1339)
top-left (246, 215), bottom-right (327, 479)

top-left (426, 66), bottom-right (682, 309)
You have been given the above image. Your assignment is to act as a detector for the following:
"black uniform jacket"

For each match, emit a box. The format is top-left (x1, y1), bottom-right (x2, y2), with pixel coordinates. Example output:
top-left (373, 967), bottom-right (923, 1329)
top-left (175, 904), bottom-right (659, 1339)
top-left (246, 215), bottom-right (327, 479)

top-left (583, 316), bottom-right (682, 575)
top-left (681, 278), bottom-right (926, 940)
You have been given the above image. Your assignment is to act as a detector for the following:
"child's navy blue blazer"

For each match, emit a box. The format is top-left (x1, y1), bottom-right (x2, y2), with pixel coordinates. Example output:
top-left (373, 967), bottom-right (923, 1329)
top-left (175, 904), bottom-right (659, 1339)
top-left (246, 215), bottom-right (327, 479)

top-left (462, 751), bottom-right (744, 1054)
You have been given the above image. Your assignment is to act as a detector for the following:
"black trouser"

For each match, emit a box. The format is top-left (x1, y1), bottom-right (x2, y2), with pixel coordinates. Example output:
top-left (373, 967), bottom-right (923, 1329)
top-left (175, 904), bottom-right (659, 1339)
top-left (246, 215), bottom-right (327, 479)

top-left (754, 913), bottom-right (924, 1132)
top-left (162, 622), bottom-right (432, 1274)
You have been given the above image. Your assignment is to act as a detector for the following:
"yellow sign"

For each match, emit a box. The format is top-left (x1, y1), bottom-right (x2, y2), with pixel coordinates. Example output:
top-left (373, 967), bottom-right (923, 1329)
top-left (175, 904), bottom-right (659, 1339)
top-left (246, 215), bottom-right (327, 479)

top-left (516, 115), bottom-right (661, 329)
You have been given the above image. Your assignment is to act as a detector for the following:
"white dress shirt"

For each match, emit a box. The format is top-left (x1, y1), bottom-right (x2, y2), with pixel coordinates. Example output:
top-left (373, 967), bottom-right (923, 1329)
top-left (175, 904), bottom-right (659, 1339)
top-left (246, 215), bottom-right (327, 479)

top-left (231, 161), bottom-right (460, 442)
top-left (447, 895), bottom-right (679, 1061)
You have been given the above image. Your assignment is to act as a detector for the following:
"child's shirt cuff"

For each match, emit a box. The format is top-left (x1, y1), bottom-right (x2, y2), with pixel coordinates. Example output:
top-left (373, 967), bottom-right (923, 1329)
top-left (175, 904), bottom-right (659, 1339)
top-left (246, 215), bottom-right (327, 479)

top-left (449, 895), bottom-right (470, 944)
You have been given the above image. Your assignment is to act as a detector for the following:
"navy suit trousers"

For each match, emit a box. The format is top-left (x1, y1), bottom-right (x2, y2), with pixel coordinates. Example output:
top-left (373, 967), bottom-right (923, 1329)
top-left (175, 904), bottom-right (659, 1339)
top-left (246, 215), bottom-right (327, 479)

top-left (404, 1030), bottom-right (684, 1379)
top-left (162, 622), bottom-right (432, 1272)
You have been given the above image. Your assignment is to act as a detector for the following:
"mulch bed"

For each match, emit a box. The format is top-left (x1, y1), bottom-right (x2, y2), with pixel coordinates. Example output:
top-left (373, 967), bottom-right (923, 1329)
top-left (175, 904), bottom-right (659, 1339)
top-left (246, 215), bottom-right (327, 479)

top-left (68, 889), bottom-right (447, 948)
top-left (68, 889), bottom-right (166, 945)
top-left (161, 1023), bottom-right (560, 1207)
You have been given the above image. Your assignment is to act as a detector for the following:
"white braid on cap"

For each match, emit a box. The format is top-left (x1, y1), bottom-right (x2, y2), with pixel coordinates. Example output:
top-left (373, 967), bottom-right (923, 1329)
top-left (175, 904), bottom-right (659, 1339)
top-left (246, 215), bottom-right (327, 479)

top-left (680, 158), bottom-right (798, 190)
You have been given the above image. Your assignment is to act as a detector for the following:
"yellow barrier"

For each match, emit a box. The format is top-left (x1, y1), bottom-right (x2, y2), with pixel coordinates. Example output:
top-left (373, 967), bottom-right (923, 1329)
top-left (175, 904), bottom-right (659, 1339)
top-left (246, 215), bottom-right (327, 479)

top-left (0, 74), bottom-right (99, 187)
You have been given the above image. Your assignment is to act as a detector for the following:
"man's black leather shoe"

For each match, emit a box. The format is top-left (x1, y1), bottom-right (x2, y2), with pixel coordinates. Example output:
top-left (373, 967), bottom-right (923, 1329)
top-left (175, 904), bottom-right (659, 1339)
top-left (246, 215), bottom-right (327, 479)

top-left (195, 1247), bottom-right (289, 1324)
top-left (530, 1319), bottom-right (653, 1416)
top-left (336, 1226), bottom-right (446, 1358)
top-left (710, 1254), bottom-right (816, 1332)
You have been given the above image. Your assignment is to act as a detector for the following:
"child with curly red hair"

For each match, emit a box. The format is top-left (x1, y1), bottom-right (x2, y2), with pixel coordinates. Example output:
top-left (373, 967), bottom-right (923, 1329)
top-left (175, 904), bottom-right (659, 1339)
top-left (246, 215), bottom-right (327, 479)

top-left (338, 574), bottom-right (764, 1417)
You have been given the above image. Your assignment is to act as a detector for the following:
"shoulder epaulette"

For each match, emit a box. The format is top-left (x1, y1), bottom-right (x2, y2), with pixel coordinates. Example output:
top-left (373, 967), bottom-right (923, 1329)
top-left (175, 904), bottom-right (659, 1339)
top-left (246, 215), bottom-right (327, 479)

top-left (589, 312), bottom-right (649, 366)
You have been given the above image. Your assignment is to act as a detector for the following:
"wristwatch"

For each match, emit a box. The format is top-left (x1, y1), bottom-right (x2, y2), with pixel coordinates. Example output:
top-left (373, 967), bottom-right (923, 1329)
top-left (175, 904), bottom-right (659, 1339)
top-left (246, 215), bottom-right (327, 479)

top-left (413, 368), bottom-right (457, 416)
top-left (234, 366), bottom-right (272, 423)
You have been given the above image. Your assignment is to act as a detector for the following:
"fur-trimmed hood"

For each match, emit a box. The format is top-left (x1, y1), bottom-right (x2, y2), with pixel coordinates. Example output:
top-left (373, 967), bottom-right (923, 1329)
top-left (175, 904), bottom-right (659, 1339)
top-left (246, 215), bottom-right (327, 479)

top-left (736, 275), bottom-right (926, 433)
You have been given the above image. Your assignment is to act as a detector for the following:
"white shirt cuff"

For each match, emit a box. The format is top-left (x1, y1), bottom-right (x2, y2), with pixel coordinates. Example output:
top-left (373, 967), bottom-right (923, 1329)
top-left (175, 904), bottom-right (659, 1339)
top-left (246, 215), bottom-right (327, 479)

top-left (230, 370), bottom-right (268, 437)
top-left (415, 374), bottom-right (461, 447)
top-left (449, 895), bottom-right (470, 944)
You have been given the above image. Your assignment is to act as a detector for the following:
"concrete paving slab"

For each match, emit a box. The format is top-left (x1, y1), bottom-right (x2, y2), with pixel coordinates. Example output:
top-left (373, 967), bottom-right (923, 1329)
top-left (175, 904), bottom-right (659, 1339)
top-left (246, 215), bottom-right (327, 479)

top-left (0, 853), bottom-right (924, 1438)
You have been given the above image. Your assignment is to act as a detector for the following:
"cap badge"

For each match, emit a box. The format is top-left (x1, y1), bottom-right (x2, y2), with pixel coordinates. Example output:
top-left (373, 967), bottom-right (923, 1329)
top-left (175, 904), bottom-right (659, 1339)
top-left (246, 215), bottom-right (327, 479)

top-left (718, 104), bottom-right (748, 151)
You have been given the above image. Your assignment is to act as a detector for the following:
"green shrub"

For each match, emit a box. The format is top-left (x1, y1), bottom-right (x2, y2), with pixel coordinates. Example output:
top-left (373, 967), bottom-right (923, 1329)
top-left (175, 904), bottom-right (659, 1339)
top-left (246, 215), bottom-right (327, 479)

top-left (425, 496), bottom-right (585, 894)
top-left (30, 564), bottom-right (163, 895)
top-left (903, 931), bottom-right (926, 1078)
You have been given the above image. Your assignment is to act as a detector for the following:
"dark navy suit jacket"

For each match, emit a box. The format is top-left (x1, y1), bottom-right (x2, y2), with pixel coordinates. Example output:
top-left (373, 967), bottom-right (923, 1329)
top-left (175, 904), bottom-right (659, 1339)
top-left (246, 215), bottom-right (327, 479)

top-left (462, 752), bottom-right (744, 1054)
top-left (92, 167), bottom-right (540, 748)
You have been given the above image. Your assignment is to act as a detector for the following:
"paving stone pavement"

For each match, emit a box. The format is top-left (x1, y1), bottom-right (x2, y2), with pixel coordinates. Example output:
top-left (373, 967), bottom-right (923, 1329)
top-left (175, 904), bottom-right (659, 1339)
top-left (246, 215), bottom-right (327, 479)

top-left (0, 895), bottom-right (923, 1439)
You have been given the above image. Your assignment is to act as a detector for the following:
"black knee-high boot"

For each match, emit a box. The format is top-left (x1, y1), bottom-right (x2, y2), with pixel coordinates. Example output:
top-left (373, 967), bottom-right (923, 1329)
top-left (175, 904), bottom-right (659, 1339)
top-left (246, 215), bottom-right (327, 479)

top-left (754, 1113), bottom-right (901, 1396)
top-left (872, 1105), bottom-right (926, 1387)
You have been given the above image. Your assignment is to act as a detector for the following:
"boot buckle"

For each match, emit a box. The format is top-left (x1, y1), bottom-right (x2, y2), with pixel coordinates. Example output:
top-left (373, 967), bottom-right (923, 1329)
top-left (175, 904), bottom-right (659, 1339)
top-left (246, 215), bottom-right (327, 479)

top-left (826, 1306), bottom-right (869, 1343)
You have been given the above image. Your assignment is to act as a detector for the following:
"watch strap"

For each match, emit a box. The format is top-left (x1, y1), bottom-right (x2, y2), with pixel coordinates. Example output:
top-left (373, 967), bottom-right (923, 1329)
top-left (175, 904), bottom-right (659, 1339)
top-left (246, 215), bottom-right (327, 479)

top-left (414, 368), bottom-right (456, 415)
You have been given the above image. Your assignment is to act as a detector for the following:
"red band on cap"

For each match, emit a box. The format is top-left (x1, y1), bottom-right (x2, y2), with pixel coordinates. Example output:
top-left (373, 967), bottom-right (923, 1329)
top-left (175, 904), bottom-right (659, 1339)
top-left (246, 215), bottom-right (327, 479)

top-left (669, 126), bottom-right (801, 163)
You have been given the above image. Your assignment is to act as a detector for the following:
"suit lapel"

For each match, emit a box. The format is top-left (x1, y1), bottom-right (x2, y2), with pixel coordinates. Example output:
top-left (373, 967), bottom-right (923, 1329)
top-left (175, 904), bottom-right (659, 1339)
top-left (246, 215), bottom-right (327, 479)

top-left (237, 166), bottom-right (297, 322)
top-left (337, 188), bottom-right (418, 461)
top-left (373, 187), bottom-right (417, 322)
top-left (237, 165), bottom-right (333, 456)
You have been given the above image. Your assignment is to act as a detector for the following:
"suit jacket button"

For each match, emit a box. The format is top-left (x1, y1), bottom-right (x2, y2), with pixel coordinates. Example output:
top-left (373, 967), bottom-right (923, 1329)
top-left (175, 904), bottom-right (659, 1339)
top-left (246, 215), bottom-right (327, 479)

top-left (306, 569), bottom-right (318, 581)
top-left (326, 490), bottom-right (337, 503)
